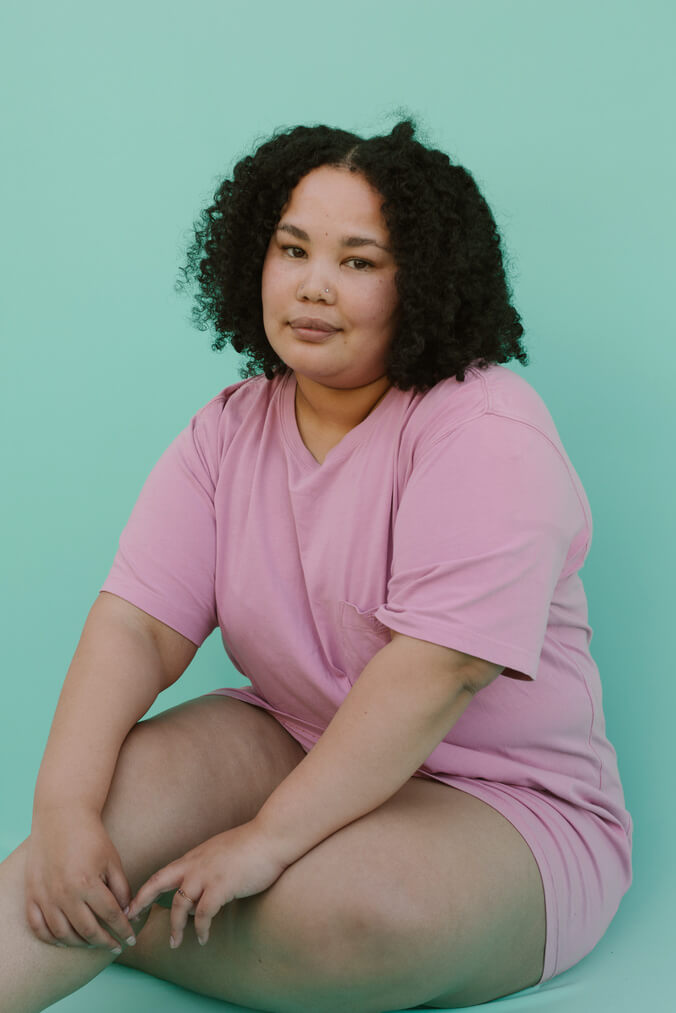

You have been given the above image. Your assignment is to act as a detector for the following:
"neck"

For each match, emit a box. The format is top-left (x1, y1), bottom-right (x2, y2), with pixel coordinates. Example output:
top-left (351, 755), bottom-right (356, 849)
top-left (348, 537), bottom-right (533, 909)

top-left (294, 373), bottom-right (392, 432)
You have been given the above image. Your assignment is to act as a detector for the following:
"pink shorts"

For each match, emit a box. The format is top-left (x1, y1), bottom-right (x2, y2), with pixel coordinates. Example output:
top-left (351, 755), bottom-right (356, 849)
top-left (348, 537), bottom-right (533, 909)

top-left (210, 688), bottom-right (633, 986)
top-left (410, 773), bottom-right (633, 984)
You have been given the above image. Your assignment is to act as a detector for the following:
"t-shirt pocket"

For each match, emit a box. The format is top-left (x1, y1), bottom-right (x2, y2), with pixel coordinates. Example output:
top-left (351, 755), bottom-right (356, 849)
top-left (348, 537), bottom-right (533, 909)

top-left (338, 600), bottom-right (392, 683)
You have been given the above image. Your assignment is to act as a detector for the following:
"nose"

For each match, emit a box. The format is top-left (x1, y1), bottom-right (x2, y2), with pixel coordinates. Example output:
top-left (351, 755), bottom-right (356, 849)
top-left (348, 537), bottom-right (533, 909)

top-left (296, 268), bottom-right (334, 303)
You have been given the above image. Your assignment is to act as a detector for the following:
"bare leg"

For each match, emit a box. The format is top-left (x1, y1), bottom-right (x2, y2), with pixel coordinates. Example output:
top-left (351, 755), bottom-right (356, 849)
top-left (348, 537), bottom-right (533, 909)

top-left (0, 841), bottom-right (134, 1013)
top-left (1, 696), bottom-right (306, 1012)
top-left (117, 778), bottom-right (546, 1012)
top-left (5, 697), bottom-right (546, 1012)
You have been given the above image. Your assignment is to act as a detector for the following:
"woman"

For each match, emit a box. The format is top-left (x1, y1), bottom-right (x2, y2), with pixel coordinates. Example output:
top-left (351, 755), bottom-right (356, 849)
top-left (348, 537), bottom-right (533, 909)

top-left (3, 120), bottom-right (632, 1012)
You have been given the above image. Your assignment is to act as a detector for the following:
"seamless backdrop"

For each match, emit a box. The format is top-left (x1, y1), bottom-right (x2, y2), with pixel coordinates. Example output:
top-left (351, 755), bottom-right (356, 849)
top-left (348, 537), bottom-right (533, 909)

top-left (1, 2), bottom-right (673, 1011)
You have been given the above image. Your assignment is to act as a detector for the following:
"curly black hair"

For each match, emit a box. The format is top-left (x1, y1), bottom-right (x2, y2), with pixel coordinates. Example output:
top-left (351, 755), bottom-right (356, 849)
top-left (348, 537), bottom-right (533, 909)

top-left (176, 118), bottom-right (528, 392)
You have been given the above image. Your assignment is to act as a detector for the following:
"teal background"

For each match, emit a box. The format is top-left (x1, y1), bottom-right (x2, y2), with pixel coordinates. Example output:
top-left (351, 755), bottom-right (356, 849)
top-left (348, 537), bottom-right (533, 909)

top-left (1, 0), bottom-right (673, 1009)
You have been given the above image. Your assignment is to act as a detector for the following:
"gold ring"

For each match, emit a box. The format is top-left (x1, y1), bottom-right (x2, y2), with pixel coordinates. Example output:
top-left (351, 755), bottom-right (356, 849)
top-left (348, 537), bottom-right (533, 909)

top-left (177, 888), bottom-right (197, 905)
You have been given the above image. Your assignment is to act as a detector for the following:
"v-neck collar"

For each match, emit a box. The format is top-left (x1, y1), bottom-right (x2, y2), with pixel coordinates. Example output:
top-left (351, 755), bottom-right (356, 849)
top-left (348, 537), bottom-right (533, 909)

top-left (280, 371), bottom-right (397, 472)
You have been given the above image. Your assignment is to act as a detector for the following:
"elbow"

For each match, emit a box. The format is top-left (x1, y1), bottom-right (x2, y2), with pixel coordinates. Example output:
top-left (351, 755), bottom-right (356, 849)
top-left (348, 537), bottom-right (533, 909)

top-left (461, 660), bottom-right (504, 695)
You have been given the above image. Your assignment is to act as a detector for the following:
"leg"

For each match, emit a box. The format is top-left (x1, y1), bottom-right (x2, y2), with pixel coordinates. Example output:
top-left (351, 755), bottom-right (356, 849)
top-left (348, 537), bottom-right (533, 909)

top-left (1, 695), bottom-right (306, 1013)
top-left (119, 777), bottom-right (546, 1012)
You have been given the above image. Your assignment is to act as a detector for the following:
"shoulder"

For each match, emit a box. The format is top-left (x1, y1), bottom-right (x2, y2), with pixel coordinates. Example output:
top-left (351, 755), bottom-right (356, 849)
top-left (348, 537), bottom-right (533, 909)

top-left (395, 363), bottom-right (590, 507)
top-left (194, 373), bottom-right (276, 424)
top-left (170, 373), bottom-right (283, 484)
top-left (189, 372), bottom-right (283, 441)
top-left (395, 364), bottom-right (592, 553)
top-left (398, 364), bottom-right (565, 461)
top-left (397, 364), bottom-right (567, 470)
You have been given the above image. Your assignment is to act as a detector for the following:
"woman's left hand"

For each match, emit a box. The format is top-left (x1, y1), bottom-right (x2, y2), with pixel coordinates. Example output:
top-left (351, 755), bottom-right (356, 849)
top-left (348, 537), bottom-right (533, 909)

top-left (126, 819), bottom-right (290, 948)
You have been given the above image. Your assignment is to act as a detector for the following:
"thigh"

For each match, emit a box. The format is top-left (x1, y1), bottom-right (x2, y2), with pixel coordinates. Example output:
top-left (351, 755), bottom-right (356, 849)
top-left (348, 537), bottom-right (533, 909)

top-left (126, 776), bottom-right (546, 1012)
top-left (101, 694), bottom-right (307, 892)
top-left (253, 776), bottom-right (546, 1009)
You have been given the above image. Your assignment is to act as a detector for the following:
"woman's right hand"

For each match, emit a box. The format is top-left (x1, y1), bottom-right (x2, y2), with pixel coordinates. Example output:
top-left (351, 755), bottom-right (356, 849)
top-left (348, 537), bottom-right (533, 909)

top-left (24, 806), bottom-right (137, 954)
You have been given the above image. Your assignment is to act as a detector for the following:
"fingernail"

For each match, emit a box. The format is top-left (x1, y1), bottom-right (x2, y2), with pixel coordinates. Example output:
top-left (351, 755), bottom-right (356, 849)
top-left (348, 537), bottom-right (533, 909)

top-left (198, 936), bottom-right (206, 946)
top-left (169, 935), bottom-right (177, 949)
top-left (111, 946), bottom-right (122, 956)
top-left (123, 905), bottom-right (130, 915)
top-left (126, 936), bottom-right (136, 947)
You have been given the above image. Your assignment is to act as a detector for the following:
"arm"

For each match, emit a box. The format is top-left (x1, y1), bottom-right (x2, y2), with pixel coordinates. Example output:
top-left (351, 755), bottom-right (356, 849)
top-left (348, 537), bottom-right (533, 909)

top-left (33, 591), bottom-right (195, 814)
top-left (254, 631), bottom-right (503, 864)
top-left (126, 630), bottom-right (503, 948)
top-left (26, 591), bottom-right (197, 952)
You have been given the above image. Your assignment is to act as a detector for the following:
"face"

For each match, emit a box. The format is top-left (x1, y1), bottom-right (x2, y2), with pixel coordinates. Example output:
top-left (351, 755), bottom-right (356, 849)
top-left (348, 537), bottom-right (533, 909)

top-left (261, 165), bottom-right (400, 391)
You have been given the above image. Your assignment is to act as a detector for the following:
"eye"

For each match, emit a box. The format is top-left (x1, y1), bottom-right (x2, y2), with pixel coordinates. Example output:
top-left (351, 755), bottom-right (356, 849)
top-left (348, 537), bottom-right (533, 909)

top-left (281, 245), bottom-right (306, 258)
top-left (280, 246), bottom-right (373, 270)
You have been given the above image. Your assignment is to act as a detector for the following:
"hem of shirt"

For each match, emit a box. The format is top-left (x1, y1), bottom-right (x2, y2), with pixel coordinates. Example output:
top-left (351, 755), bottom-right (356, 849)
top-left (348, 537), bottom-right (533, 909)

top-left (206, 688), bottom-right (321, 752)
top-left (99, 581), bottom-right (213, 647)
top-left (374, 611), bottom-right (538, 681)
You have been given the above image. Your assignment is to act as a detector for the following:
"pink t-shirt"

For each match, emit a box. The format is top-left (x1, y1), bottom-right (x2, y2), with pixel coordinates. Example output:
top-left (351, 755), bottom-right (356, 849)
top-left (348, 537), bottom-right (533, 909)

top-left (100, 364), bottom-right (632, 842)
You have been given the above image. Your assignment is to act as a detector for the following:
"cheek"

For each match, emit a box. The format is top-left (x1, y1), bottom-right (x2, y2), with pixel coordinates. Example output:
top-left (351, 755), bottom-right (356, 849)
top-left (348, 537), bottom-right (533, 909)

top-left (364, 280), bottom-right (399, 327)
top-left (261, 261), bottom-right (284, 312)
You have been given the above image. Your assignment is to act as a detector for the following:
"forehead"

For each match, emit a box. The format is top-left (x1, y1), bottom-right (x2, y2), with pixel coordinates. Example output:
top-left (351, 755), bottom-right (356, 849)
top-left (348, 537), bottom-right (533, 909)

top-left (282, 166), bottom-right (388, 235)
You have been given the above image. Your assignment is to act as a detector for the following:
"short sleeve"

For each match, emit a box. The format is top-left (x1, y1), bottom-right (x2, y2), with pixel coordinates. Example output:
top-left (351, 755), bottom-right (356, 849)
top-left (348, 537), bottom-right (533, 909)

top-left (375, 414), bottom-right (586, 680)
top-left (100, 399), bottom-right (223, 647)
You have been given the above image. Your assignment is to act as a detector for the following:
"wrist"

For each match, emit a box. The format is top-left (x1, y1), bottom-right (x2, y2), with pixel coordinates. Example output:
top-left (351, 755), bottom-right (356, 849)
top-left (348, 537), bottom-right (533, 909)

top-left (34, 760), bottom-right (111, 819)
top-left (31, 797), bottom-right (102, 829)
top-left (250, 810), bottom-right (298, 871)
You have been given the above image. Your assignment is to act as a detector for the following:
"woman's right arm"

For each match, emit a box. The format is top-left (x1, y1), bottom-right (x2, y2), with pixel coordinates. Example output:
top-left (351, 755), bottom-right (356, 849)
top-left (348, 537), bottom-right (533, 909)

top-left (26, 591), bottom-right (197, 953)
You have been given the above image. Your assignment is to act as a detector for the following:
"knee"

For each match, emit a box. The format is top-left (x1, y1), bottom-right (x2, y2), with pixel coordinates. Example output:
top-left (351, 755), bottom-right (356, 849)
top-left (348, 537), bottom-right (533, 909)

top-left (235, 856), bottom-right (420, 991)
top-left (112, 902), bottom-right (156, 967)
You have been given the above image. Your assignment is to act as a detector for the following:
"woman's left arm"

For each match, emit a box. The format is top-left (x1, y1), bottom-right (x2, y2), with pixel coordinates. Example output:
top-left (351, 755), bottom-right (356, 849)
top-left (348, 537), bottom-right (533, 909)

top-left (128, 633), bottom-right (502, 945)
top-left (255, 632), bottom-right (502, 863)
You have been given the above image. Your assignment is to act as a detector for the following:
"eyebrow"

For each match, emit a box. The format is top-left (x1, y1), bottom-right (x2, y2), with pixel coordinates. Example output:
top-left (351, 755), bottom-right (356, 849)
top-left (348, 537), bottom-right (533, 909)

top-left (276, 222), bottom-right (391, 253)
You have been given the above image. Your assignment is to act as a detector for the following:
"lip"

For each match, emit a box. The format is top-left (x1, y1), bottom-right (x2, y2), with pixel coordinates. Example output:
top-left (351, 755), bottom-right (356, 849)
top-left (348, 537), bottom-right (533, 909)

top-left (289, 317), bottom-right (340, 332)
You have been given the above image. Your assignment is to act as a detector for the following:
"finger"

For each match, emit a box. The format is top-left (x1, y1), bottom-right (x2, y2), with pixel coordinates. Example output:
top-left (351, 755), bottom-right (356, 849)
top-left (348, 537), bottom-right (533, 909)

top-left (194, 891), bottom-right (226, 947)
top-left (169, 885), bottom-right (200, 949)
top-left (104, 860), bottom-right (132, 914)
top-left (41, 906), bottom-right (101, 950)
top-left (26, 901), bottom-right (64, 948)
top-left (89, 881), bottom-right (137, 948)
top-left (47, 902), bottom-right (124, 952)
top-left (128, 863), bottom-right (182, 919)
top-left (62, 902), bottom-right (126, 954)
